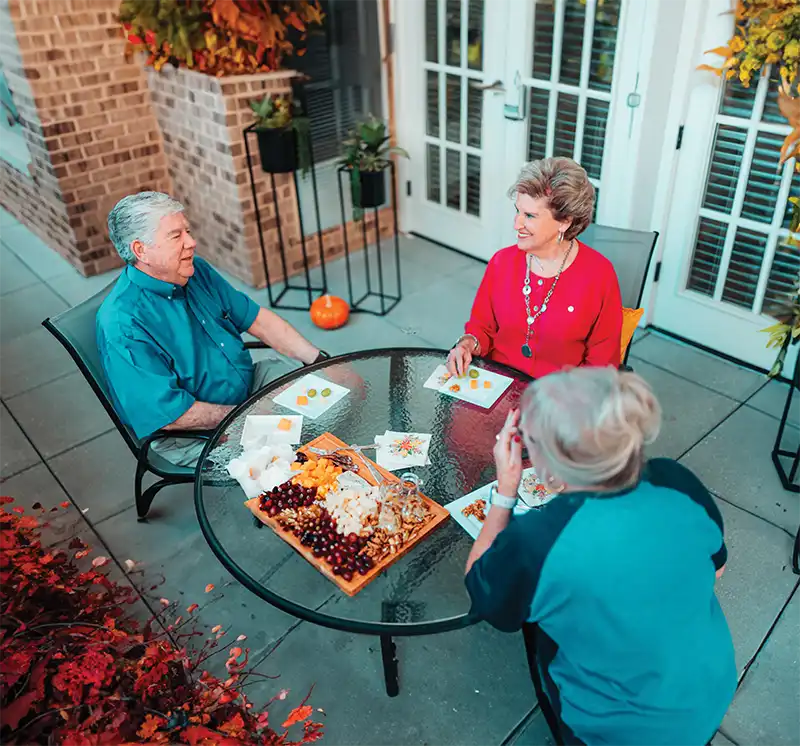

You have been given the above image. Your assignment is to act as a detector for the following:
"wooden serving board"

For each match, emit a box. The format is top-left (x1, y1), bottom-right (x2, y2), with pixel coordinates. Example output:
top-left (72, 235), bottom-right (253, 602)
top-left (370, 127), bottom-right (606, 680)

top-left (244, 432), bottom-right (450, 596)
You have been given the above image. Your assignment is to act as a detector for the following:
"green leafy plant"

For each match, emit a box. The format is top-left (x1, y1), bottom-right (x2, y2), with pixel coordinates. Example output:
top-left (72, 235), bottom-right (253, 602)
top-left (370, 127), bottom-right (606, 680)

top-left (249, 93), bottom-right (311, 175)
top-left (338, 116), bottom-right (408, 219)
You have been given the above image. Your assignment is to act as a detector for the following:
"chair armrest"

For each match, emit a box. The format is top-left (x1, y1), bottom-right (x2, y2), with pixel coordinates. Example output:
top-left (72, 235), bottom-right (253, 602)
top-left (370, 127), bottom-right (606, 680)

top-left (141, 428), bottom-right (213, 451)
top-left (244, 340), bottom-right (271, 350)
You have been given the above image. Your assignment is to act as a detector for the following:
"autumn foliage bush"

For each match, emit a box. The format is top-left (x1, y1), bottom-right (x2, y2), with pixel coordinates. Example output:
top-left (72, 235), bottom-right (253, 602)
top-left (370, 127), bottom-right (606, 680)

top-left (0, 497), bottom-right (324, 744)
top-left (119, 0), bottom-right (325, 76)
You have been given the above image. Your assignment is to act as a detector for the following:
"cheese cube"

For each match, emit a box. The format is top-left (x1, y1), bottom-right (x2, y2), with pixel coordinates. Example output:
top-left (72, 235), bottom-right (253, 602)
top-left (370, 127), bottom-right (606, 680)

top-left (296, 395), bottom-right (309, 406)
top-left (277, 417), bottom-right (293, 431)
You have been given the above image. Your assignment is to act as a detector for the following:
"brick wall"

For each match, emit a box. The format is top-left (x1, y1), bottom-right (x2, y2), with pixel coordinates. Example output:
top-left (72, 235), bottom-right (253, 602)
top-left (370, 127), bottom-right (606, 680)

top-left (0, 0), bottom-right (172, 276)
top-left (147, 65), bottom-right (395, 289)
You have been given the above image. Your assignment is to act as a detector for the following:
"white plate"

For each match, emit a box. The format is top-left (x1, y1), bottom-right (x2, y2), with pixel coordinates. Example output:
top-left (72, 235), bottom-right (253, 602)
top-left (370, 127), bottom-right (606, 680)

top-left (437, 365), bottom-right (513, 409)
top-left (272, 374), bottom-right (349, 420)
top-left (241, 414), bottom-right (303, 448)
top-left (446, 482), bottom-right (532, 540)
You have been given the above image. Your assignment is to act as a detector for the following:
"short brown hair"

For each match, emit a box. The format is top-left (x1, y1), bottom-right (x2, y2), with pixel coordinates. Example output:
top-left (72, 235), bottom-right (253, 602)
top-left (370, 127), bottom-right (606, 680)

top-left (508, 157), bottom-right (595, 240)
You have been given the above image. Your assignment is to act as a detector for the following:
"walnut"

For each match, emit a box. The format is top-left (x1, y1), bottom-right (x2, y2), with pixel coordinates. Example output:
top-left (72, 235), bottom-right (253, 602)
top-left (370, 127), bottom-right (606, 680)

top-left (462, 499), bottom-right (486, 522)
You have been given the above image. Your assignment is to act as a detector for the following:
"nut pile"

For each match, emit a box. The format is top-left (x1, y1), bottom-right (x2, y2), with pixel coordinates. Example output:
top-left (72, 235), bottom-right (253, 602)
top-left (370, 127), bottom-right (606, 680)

top-left (462, 498), bottom-right (486, 522)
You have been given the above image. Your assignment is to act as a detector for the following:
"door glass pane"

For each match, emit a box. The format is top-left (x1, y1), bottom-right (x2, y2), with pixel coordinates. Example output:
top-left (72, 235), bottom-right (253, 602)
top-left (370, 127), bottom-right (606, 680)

top-left (701, 125), bottom-right (747, 215)
top-left (466, 155), bottom-right (481, 216)
top-left (427, 71), bottom-right (440, 137)
top-left (467, 0), bottom-right (483, 70)
top-left (467, 84), bottom-right (482, 147)
top-left (446, 0), bottom-right (461, 66)
top-left (527, 88), bottom-right (549, 161)
top-left (582, 98), bottom-right (609, 180)
top-left (720, 77), bottom-right (757, 119)
top-left (559, 0), bottom-right (586, 86)
top-left (761, 67), bottom-right (785, 124)
top-left (553, 93), bottom-right (579, 158)
top-left (589, 0), bottom-right (621, 92)
top-left (425, 0), bottom-right (438, 63)
top-left (427, 144), bottom-right (441, 203)
top-left (721, 227), bottom-right (767, 310)
top-left (532, 0), bottom-right (555, 80)
top-left (740, 131), bottom-right (784, 224)
top-left (446, 74), bottom-right (462, 143)
top-left (762, 238), bottom-right (800, 314)
top-left (446, 148), bottom-right (461, 209)
top-left (687, 217), bottom-right (727, 296)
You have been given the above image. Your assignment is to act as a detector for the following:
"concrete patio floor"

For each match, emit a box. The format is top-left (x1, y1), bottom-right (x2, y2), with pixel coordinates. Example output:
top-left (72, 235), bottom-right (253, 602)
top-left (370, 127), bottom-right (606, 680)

top-left (1, 205), bottom-right (798, 745)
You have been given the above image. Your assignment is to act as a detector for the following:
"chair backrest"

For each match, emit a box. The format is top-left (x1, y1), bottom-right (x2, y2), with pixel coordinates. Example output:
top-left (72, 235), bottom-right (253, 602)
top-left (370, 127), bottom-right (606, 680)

top-left (42, 283), bottom-right (141, 455)
top-left (581, 224), bottom-right (659, 310)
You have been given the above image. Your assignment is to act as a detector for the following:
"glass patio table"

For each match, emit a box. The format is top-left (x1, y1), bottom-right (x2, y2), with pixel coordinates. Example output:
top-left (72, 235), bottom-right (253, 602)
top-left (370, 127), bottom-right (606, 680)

top-left (194, 348), bottom-right (531, 695)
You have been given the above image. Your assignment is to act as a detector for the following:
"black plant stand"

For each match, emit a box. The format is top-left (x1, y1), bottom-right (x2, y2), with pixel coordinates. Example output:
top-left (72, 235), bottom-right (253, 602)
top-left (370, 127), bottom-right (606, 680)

top-left (771, 354), bottom-right (800, 573)
top-left (242, 83), bottom-right (327, 311)
top-left (336, 162), bottom-right (402, 316)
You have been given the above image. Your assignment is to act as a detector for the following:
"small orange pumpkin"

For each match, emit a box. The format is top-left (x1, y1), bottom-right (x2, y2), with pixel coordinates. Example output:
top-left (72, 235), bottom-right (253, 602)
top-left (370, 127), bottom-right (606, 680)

top-left (310, 294), bottom-right (350, 330)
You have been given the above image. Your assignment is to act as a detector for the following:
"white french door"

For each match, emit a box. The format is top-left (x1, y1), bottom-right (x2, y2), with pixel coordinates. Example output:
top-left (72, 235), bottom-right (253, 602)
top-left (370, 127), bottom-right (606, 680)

top-left (652, 0), bottom-right (799, 372)
top-left (395, 0), bottom-right (640, 261)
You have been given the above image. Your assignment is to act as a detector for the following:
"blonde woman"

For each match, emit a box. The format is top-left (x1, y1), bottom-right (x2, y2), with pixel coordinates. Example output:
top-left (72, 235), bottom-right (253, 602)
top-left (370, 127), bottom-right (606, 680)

top-left (465, 368), bottom-right (735, 746)
top-left (448, 158), bottom-right (622, 379)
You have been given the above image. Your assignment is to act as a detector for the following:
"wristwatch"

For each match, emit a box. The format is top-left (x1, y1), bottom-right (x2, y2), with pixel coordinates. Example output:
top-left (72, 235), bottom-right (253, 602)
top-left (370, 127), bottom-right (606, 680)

top-left (489, 484), bottom-right (518, 510)
top-left (313, 350), bottom-right (331, 364)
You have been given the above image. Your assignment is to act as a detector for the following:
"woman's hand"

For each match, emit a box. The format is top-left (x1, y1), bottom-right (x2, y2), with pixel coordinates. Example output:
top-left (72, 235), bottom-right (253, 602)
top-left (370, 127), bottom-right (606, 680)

top-left (447, 339), bottom-right (474, 377)
top-left (494, 408), bottom-right (523, 497)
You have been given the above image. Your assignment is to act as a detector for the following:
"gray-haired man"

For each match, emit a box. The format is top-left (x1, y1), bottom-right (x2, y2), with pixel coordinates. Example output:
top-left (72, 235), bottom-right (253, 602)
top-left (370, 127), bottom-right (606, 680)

top-left (96, 191), bottom-right (327, 465)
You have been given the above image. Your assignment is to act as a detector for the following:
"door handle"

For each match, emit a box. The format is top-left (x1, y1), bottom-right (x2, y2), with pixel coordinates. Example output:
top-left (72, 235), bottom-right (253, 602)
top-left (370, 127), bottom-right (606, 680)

top-left (470, 79), bottom-right (505, 93)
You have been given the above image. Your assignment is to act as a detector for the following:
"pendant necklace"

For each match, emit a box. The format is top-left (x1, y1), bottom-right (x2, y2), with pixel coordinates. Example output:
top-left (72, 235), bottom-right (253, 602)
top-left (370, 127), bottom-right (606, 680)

top-left (521, 240), bottom-right (573, 359)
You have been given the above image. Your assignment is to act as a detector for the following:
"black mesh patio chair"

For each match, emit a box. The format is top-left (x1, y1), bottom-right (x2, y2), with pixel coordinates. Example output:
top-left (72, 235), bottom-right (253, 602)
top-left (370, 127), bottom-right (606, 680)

top-left (43, 284), bottom-right (269, 520)
top-left (581, 223), bottom-right (659, 367)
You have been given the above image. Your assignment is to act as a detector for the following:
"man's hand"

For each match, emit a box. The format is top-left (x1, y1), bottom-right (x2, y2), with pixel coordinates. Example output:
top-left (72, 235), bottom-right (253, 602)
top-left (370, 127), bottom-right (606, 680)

top-left (447, 339), bottom-right (475, 377)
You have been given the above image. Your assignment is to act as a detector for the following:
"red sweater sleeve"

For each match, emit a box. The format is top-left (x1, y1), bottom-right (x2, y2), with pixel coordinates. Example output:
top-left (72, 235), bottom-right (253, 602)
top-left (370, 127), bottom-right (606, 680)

top-left (464, 259), bottom-right (498, 356)
top-left (584, 264), bottom-right (623, 368)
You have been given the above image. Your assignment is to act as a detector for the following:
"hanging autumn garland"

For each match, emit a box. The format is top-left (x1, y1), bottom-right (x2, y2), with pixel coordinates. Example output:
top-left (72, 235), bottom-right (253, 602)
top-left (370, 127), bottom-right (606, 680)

top-left (700, 1), bottom-right (800, 376)
top-left (119, 0), bottom-right (325, 76)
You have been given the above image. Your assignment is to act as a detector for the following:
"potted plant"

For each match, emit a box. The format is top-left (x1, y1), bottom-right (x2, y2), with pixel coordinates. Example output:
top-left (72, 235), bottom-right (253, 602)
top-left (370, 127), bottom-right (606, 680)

top-left (338, 116), bottom-right (408, 218)
top-left (249, 93), bottom-right (311, 175)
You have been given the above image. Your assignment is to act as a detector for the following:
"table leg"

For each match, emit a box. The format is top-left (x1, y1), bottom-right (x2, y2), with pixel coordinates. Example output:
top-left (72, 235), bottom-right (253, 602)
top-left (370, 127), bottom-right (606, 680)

top-left (380, 634), bottom-right (400, 697)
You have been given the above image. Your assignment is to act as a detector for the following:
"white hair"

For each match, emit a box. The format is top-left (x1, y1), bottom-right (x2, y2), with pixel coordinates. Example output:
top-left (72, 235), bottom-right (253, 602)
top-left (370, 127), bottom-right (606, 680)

top-left (107, 191), bottom-right (185, 265)
top-left (520, 367), bottom-right (661, 490)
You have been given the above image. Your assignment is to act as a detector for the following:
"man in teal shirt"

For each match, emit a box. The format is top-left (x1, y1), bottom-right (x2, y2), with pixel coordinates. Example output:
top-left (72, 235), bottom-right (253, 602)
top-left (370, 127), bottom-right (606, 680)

top-left (97, 192), bottom-right (327, 465)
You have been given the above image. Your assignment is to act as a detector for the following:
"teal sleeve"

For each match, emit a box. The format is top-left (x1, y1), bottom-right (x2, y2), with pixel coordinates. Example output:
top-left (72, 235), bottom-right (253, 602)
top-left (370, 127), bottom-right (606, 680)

top-left (103, 335), bottom-right (195, 439)
top-left (197, 257), bottom-right (259, 333)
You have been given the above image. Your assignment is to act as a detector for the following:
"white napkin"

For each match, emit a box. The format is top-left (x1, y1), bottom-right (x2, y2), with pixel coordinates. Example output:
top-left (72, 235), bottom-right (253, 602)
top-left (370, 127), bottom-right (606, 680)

top-left (227, 443), bottom-right (296, 499)
top-left (241, 414), bottom-right (303, 448)
top-left (374, 430), bottom-right (432, 472)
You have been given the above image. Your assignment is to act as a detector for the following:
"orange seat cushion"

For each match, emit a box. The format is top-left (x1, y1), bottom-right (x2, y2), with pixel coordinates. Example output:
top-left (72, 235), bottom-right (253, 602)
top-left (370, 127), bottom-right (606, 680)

top-left (621, 307), bottom-right (644, 361)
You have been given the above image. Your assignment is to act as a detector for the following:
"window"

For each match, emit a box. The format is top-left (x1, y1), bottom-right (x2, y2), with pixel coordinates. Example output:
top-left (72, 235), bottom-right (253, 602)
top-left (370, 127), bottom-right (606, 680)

top-left (290, 0), bottom-right (383, 164)
top-left (0, 62), bottom-right (32, 173)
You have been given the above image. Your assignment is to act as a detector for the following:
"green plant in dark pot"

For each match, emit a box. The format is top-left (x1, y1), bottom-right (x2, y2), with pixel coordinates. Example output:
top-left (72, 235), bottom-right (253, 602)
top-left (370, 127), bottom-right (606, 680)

top-left (339, 116), bottom-right (408, 219)
top-left (249, 93), bottom-right (311, 175)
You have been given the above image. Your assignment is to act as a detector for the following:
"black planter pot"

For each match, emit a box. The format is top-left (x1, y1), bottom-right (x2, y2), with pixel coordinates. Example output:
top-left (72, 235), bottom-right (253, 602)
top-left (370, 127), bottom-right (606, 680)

top-left (360, 169), bottom-right (387, 208)
top-left (256, 127), bottom-right (296, 174)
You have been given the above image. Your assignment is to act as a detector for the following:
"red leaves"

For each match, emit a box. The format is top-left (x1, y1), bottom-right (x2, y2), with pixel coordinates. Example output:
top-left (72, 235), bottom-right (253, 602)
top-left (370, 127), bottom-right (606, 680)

top-left (0, 496), bottom-right (14, 504)
top-left (0, 505), bottom-right (325, 745)
top-left (282, 705), bottom-right (313, 729)
top-left (204, 583), bottom-right (215, 593)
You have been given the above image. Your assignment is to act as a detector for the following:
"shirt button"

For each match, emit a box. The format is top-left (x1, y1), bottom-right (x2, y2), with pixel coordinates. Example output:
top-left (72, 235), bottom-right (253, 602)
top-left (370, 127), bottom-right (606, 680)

top-left (568, 306), bottom-right (574, 313)
top-left (220, 342), bottom-right (225, 348)
top-left (537, 279), bottom-right (543, 286)
top-left (202, 319), bottom-right (206, 325)
top-left (533, 305), bottom-right (539, 311)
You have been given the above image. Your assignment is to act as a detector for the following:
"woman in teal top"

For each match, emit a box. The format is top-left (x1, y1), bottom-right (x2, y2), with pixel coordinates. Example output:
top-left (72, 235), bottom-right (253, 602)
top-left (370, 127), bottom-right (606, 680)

top-left (465, 367), bottom-right (736, 746)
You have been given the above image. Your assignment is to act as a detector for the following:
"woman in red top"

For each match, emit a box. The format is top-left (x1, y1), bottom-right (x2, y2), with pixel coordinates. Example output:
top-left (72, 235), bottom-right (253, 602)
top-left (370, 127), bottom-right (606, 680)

top-left (448, 158), bottom-right (622, 379)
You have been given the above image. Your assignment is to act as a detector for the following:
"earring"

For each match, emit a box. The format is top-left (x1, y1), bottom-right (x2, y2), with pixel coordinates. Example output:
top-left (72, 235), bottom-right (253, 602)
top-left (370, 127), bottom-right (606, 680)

top-left (557, 231), bottom-right (564, 244)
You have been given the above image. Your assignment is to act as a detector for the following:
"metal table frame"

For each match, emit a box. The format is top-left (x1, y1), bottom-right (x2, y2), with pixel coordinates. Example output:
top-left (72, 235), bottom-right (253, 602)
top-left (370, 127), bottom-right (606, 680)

top-left (194, 347), bottom-right (527, 695)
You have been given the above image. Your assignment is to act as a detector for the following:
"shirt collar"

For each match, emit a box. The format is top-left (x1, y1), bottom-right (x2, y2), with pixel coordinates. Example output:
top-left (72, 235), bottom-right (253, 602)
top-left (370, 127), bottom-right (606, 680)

top-left (127, 265), bottom-right (187, 299)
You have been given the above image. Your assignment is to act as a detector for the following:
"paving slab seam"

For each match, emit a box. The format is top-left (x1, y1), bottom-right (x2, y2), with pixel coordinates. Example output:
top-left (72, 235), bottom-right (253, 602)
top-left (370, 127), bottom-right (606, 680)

top-left (499, 704), bottom-right (540, 746)
top-left (0, 457), bottom-right (43, 484)
top-left (1, 238), bottom-right (68, 293)
top-left (711, 491), bottom-right (797, 541)
top-left (23, 425), bottom-right (117, 462)
top-left (735, 581), bottom-right (799, 687)
top-left (717, 726), bottom-right (741, 746)
top-left (0, 365), bottom-right (87, 403)
top-left (0, 400), bottom-right (163, 625)
top-left (675, 382), bottom-right (768, 463)
top-left (629, 354), bottom-right (769, 404)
